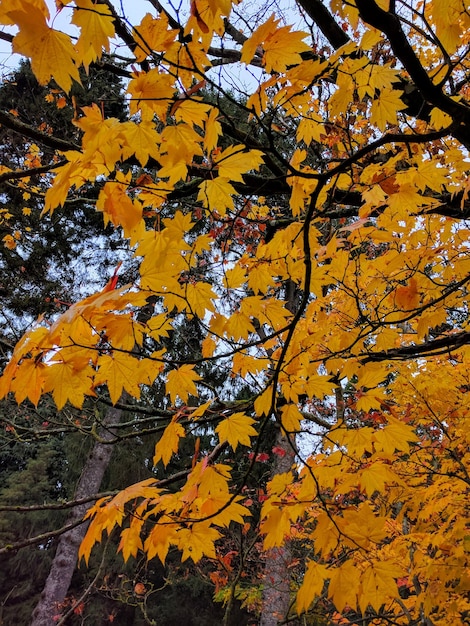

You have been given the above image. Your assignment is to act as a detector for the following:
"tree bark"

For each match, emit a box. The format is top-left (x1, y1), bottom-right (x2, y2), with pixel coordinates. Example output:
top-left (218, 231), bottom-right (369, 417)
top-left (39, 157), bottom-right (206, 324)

top-left (259, 278), bottom-right (301, 626)
top-left (259, 429), bottom-right (298, 626)
top-left (30, 405), bottom-right (122, 626)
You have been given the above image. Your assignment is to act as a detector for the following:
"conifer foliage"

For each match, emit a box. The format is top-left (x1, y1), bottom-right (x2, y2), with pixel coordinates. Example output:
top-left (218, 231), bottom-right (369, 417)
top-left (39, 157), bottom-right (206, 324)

top-left (1, 0), bottom-right (470, 623)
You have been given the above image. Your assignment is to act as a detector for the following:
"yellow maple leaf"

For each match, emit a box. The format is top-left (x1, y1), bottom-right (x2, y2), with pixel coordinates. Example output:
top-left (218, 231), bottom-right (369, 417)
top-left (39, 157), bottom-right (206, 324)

top-left (10, 7), bottom-right (80, 92)
top-left (225, 311), bottom-right (255, 340)
top-left (72, 0), bottom-right (115, 70)
top-left (223, 264), bottom-right (247, 289)
top-left (254, 388), bottom-right (274, 417)
top-left (355, 388), bottom-right (385, 412)
top-left (118, 518), bottom-right (144, 562)
top-left (185, 282), bottom-right (216, 317)
top-left (312, 511), bottom-right (341, 557)
top-left (95, 352), bottom-right (142, 405)
top-left (232, 352), bottom-right (269, 377)
top-left (370, 87), bottom-right (406, 131)
top-left (328, 561), bottom-right (361, 613)
top-left (127, 69), bottom-right (175, 120)
top-left (394, 277), bottom-right (420, 311)
top-left (214, 145), bottom-right (264, 183)
top-left (193, 233), bottom-right (213, 255)
top-left (267, 470), bottom-right (295, 496)
top-left (356, 364), bottom-right (388, 389)
top-left (200, 494), bottom-right (250, 527)
top-left (2, 234), bottom-right (16, 250)
top-left (360, 26), bottom-right (383, 50)
top-left (10, 358), bottom-right (46, 406)
top-left (201, 336), bottom-right (216, 358)
top-left (296, 115), bottom-right (326, 145)
top-left (79, 506), bottom-right (111, 565)
top-left (260, 506), bottom-right (293, 549)
top-left (373, 417), bottom-right (418, 454)
top-left (79, 500), bottom-right (124, 564)
top-left (203, 107), bottom-right (222, 152)
top-left (133, 12), bottom-right (178, 62)
top-left (79, 479), bottom-right (159, 565)
top-left (0, 0), bottom-right (49, 24)
top-left (241, 14), bottom-right (278, 65)
top-left (163, 210), bottom-right (195, 238)
top-left (374, 326), bottom-right (400, 351)
top-left (215, 412), bottom-right (257, 450)
top-left (308, 264), bottom-right (329, 298)
top-left (305, 374), bottom-right (336, 398)
top-left (329, 78), bottom-right (354, 119)
top-left (247, 262), bottom-right (277, 294)
top-left (96, 181), bottom-right (143, 240)
top-left (49, 283), bottom-right (141, 334)
top-left (146, 313), bottom-right (173, 340)
top-left (359, 560), bottom-right (402, 613)
top-left (120, 121), bottom-right (161, 167)
top-left (160, 123), bottom-right (203, 163)
top-left (43, 358), bottom-right (94, 410)
top-left (241, 14), bottom-right (310, 72)
top-left (143, 517), bottom-right (179, 563)
top-left (107, 478), bottom-right (161, 509)
top-left (241, 295), bottom-right (291, 330)
top-left (357, 461), bottom-right (403, 497)
top-left (166, 364), bottom-right (201, 403)
top-left (281, 403), bottom-right (303, 432)
top-left (340, 503), bottom-right (387, 548)
top-left (297, 560), bottom-right (328, 614)
top-left (138, 352), bottom-right (165, 387)
top-left (188, 399), bottom-right (213, 419)
top-left (178, 522), bottom-right (221, 562)
top-left (334, 426), bottom-right (376, 457)
top-left (430, 106), bottom-right (452, 130)
top-left (197, 177), bottom-right (236, 215)
top-left (104, 314), bottom-right (144, 352)
top-left (263, 24), bottom-right (310, 73)
top-left (153, 420), bottom-right (185, 467)
top-left (174, 98), bottom-right (211, 127)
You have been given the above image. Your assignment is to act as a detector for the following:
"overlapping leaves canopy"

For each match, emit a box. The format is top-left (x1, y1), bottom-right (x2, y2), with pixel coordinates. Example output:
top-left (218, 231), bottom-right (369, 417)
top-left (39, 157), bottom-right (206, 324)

top-left (1, 0), bottom-right (470, 623)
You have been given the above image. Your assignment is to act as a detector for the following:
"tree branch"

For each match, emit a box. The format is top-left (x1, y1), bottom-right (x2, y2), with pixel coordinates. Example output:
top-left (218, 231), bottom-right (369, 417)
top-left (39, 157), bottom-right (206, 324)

top-left (0, 110), bottom-right (79, 152)
top-left (0, 518), bottom-right (86, 555)
top-left (362, 331), bottom-right (470, 362)
top-left (0, 160), bottom-right (66, 184)
top-left (355, 0), bottom-right (470, 146)
top-left (0, 31), bottom-right (13, 44)
top-left (296, 0), bottom-right (349, 49)
top-left (0, 492), bottom-right (118, 513)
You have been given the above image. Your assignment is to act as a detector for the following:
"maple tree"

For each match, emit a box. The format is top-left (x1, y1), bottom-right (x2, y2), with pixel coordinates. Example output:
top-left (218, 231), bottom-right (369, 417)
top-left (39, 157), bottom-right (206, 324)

top-left (1, 0), bottom-right (470, 624)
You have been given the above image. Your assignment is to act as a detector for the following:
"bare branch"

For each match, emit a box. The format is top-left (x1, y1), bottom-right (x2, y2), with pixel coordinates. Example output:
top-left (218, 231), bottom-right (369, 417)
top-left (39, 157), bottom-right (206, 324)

top-left (0, 518), bottom-right (86, 555)
top-left (0, 110), bottom-right (79, 152)
top-left (296, 0), bottom-right (349, 49)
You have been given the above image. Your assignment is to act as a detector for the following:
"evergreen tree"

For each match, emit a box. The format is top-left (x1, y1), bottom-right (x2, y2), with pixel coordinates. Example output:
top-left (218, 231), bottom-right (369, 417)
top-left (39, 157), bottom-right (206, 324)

top-left (0, 60), bottom-right (128, 342)
top-left (0, 62), bottom-right (257, 625)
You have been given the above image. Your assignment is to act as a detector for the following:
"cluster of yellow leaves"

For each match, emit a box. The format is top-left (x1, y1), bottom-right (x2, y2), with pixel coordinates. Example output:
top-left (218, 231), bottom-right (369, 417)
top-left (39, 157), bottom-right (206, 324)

top-left (80, 461), bottom-right (250, 566)
top-left (0, 0), bottom-right (114, 91)
top-left (241, 14), bottom-right (311, 73)
top-left (1, 0), bottom-right (470, 623)
top-left (275, 356), bottom-right (470, 623)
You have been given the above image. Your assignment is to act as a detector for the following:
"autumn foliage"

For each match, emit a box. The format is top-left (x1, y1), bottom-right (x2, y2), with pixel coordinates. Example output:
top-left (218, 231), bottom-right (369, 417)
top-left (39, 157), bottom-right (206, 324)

top-left (1, 0), bottom-right (470, 623)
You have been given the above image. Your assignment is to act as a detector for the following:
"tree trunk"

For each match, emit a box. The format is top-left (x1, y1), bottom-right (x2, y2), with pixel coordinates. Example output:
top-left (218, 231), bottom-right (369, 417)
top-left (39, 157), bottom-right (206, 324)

top-left (259, 429), bottom-right (297, 626)
top-left (259, 278), bottom-right (301, 626)
top-left (30, 404), bottom-right (122, 626)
